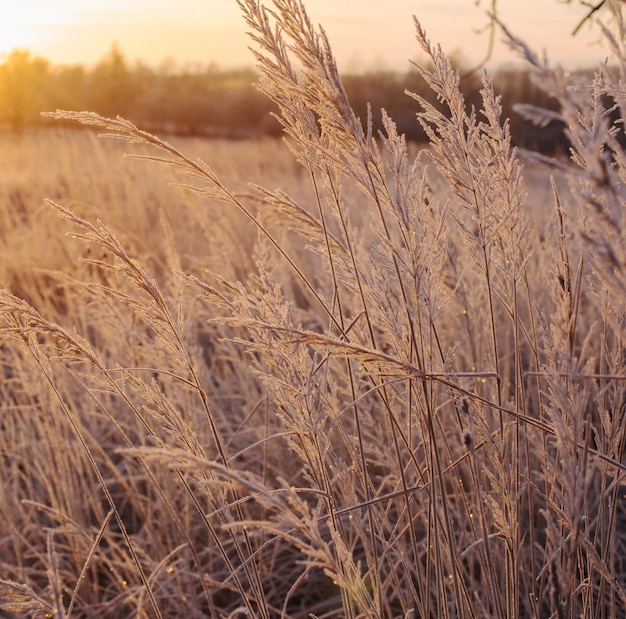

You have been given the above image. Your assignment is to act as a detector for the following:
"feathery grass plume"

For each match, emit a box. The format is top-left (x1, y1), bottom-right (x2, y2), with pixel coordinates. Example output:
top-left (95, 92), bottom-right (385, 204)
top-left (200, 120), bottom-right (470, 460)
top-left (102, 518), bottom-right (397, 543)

top-left (406, 18), bottom-right (550, 617)
top-left (497, 3), bottom-right (626, 615)
top-left (501, 5), bottom-right (626, 312)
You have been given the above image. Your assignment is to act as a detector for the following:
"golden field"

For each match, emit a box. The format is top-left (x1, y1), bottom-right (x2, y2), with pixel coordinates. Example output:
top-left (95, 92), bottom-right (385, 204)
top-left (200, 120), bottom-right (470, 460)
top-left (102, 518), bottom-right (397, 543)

top-left (0, 2), bottom-right (625, 617)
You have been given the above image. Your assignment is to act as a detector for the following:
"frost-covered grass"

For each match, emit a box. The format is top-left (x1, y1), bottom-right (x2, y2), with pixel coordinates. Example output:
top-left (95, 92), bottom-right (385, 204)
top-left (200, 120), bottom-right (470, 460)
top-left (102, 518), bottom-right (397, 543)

top-left (1, 1), bottom-right (625, 617)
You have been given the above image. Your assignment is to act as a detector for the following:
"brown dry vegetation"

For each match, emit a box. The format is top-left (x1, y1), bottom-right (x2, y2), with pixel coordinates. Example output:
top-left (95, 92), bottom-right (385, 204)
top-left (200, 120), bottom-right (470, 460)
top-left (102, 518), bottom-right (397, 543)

top-left (1, 1), bottom-right (626, 618)
top-left (0, 42), bottom-right (586, 152)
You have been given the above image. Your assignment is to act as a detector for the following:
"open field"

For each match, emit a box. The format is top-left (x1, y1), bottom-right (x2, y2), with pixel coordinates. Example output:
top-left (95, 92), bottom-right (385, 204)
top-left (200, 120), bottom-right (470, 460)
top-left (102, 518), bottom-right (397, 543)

top-left (1, 1), bottom-right (626, 618)
top-left (0, 126), bottom-right (561, 306)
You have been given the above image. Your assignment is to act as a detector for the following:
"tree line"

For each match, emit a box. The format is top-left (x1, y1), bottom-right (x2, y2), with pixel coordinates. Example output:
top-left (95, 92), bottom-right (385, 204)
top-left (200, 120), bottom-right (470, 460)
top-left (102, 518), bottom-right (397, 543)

top-left (0, 45), bottom-right (597, 153)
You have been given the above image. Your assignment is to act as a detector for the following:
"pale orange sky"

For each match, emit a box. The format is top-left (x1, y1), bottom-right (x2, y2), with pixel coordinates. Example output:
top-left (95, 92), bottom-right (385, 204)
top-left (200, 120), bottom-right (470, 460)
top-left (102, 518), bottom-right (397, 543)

top-left (0, 1), bottom-right (612, 71)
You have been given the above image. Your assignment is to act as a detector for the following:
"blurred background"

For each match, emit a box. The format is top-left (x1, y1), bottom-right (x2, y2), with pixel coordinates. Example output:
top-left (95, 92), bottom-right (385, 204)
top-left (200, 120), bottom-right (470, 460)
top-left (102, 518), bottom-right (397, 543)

top-left (0, 0), bottom-right (616, 151)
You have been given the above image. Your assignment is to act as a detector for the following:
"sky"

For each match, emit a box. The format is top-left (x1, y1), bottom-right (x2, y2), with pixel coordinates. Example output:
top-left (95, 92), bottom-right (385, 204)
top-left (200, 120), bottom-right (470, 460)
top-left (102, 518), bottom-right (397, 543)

top-left (0, 0), bottom-right (613, 72)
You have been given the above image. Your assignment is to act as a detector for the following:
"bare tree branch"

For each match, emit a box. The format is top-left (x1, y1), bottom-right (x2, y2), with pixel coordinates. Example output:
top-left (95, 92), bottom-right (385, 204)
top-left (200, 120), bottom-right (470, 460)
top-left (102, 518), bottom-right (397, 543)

top-left (571, 0), bottom-right (606, 35)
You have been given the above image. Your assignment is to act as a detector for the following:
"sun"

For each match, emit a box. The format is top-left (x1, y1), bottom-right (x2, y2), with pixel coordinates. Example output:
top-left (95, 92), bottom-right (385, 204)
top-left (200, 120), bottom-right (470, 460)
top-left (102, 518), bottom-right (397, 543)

top-left (0, 2), bottom-right (74, 58)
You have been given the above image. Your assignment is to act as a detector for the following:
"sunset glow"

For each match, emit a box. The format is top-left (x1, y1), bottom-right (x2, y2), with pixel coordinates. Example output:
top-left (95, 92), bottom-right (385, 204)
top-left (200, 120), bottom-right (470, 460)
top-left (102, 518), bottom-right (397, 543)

top-left (0, 2), bottom-right (80, 54)
top-left (0, 0), bottom-right (611, 71)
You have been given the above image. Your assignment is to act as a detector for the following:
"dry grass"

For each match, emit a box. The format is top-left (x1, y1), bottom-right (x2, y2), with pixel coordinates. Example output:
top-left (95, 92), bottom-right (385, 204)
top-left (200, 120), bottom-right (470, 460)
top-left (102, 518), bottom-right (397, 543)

top-left (1, 1), bottom-right (626, 617)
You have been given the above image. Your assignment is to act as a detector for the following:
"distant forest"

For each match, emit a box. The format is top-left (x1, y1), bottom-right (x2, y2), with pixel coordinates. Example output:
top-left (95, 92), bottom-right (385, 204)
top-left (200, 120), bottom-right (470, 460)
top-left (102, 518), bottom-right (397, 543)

top-left (0, 45), bottom-right (600, 153)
